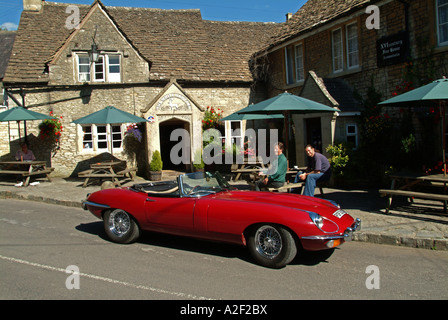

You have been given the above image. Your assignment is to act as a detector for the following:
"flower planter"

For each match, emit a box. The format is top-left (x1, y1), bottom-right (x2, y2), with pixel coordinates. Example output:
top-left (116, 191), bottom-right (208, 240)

top-left (149, 171), bottom-right (162, 181)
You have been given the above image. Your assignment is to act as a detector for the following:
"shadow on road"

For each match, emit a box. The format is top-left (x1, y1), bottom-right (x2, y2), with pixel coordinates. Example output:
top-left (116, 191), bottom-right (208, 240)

top-left (75, 221), bottom-right (337, 268)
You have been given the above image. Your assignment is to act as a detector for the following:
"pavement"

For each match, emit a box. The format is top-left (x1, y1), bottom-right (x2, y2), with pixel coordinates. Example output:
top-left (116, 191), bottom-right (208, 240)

top-left (0, 171), bottom-right (447, 251)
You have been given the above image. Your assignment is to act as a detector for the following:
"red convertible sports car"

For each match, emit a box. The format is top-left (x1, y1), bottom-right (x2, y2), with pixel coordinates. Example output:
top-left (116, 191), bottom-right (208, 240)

top-left (82, 171), bottom-right (360, 268)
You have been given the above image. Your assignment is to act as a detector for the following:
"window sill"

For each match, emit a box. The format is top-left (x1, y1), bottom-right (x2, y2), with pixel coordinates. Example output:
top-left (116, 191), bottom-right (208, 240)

top-left (434, 44), bottom-right (448, 54)
top-left (328, 66), bottom-right (361, 78)
top-left (75, 81), bottom-right (122, 85)
top-left (283, 79), bottom-right (305, 90)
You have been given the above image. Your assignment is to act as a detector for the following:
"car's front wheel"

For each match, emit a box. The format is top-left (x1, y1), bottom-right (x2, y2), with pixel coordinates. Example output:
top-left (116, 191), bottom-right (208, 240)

top-left (104, 209), bottom-right (140, 244)
top-left (247, 224), bottom-right (297, 269)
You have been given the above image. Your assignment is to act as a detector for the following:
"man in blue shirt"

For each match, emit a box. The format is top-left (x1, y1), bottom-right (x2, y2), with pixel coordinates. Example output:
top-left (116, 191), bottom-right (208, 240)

top-left (295, 144), bottom-right (331, 197)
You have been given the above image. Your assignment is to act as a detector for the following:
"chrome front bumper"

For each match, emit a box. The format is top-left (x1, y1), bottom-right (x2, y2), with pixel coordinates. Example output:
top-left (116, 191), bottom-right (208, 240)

top-left (301, 218), bottom-right (361, 241)
top-left (81, 200), bottom-right (110, 211)
top-left (343, 218), bottom-right (361, 241)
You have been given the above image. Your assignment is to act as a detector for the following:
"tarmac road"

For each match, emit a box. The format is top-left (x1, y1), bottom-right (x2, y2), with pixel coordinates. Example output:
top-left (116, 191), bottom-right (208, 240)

top-left (1, 199), bottom-right (447, 302)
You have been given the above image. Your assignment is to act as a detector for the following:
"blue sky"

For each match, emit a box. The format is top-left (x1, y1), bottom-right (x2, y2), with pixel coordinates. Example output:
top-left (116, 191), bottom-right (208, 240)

top-left (0, 0), bottom-right (306, 30)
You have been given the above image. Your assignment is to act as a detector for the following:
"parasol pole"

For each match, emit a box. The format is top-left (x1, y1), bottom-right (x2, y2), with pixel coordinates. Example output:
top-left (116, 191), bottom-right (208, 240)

top-left (17, 120), bottom-right (22, 144)
top-left (284, 110), bottom-right (289, 158)
top-left (442, 100), bottom-right (447, 176)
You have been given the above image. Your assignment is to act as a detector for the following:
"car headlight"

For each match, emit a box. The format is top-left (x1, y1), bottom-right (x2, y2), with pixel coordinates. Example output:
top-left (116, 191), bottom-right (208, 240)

top-left (308, 211), bottom-right (339, 233)
top-left (308, 212), bottom-right (323, 229)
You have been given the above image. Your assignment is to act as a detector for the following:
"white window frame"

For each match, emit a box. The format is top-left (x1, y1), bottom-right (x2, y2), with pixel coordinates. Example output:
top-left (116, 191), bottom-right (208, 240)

top-left (111, 124), bottom-right (123, 149)
top-left (332, 28), bottom-right (344, 73)
top-left (285, 46), bottom-right (295, 85)
top-left (437, 0), bottom-right (448, 46)
top-left (82, 125), bottom-right (94, 150)
top-left (93, 56), bottom-right (105, 82)
top-left (107, 55), bottom-right (121, 83)
top-left (346, 23), bottom-right (359, 69)
top-left (77, 54), bottom-right (91, 82)
top-left (346, 123), bottom-right (358, 149)
top-left (76, 53), bottom-right (122, 83)
top-left (228, 120), bottom-right (243, 150)
top-left (96, 125), bottom-right (109, 151)
top-left (285, 44), bottom-right (305, 85)
top-left (80, 124), bottom-right (124, 154)
top-left (295, 43), bottom-right (305, 82)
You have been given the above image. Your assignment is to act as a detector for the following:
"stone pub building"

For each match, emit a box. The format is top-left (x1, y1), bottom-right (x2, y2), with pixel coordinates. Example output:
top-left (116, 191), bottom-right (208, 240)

top-left (2, 0), bottom-right (448, 175)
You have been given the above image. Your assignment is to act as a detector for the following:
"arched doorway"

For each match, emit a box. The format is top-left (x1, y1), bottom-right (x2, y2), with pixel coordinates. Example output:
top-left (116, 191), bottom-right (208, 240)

top-left (159, 118), bottom-right (191, 171)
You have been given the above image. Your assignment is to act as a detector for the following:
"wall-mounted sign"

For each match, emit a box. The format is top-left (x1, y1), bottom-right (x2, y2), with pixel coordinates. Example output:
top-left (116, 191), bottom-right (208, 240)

top-left (376, 31), bottom-right (409, 67)
top-left (147, 115), bottom-right (155, 123)
top-left (156, 93), bottom-right (192, 111)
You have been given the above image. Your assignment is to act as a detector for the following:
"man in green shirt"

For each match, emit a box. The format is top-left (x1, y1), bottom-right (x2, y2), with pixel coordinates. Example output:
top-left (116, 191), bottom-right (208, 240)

top-left (255, 142), bottom-right (287, 191)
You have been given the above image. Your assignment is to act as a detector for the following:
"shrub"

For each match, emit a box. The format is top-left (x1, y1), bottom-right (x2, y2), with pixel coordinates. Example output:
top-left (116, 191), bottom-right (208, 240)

top-left (326, 144), bottom-right (349, 177)
top-left (149, 150), bottom-right (163, 171)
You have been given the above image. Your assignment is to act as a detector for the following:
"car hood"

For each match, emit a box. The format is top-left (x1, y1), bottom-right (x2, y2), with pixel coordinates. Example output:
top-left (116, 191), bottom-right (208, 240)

top-left (213, 190), bottom-right (341, 216)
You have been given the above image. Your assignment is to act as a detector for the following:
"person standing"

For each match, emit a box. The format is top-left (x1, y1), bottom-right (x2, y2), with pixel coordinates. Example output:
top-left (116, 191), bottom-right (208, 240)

top-left (295, 144), bottom-right (331, 196)
top-left (255, 142), bottom-right (287, 191)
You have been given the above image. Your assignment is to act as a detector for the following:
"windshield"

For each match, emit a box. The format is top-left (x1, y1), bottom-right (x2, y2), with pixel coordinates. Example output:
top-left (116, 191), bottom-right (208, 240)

top-left (179, 171), bottom-right (231, 196)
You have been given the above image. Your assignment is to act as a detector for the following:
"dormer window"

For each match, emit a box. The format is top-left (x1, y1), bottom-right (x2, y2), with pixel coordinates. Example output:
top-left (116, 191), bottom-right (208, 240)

top-left (76, 53), bottom-right (121, 83)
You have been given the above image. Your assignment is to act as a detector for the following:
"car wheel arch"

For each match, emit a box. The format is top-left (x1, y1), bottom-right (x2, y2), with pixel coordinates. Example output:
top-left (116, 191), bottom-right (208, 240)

top-left (102, 208), bottom-right (142, 244)
top-left (243, 223), bottom-right (302, 249)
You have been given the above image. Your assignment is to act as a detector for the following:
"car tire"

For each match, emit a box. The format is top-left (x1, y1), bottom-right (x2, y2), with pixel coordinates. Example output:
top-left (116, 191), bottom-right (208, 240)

top-left (103, 209), bottom-right (140, 244)
top-left (247, 224), bottom-right (297, 269)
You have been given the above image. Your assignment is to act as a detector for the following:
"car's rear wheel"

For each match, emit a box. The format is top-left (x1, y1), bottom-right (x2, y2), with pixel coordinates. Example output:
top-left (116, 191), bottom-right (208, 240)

top-left (104, 209), bottom-right (140, 244)
top-left (247, 224), bottom-right (297, 269)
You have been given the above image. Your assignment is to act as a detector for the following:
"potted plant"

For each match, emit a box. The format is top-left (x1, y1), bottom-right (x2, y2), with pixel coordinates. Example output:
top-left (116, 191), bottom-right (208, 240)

top-left (193, 149), bottom-right (205, 172)
top-left (149, 150), bottom-right (163, 181)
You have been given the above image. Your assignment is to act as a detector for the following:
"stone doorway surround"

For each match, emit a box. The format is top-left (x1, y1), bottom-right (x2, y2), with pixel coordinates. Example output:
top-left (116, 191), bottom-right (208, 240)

top-left (142, 80), bottom-right (205, 172)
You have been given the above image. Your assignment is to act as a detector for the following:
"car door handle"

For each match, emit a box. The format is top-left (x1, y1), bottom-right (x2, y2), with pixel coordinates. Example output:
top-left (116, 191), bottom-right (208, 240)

top-left (146, 198), bottom-right (156, 202)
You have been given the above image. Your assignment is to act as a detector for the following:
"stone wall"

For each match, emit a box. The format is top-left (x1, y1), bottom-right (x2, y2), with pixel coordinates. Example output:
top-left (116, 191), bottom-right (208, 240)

top-left (258, 0), bottom-right (448, 166)
top-left (265, 0), bottom-right (448, 99)
top-left (1, 83), bottom-right (252, 177)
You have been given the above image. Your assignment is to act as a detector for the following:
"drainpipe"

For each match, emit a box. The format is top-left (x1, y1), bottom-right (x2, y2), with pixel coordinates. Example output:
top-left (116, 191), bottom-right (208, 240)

top-left (397, 0), bottom-right (409, 33)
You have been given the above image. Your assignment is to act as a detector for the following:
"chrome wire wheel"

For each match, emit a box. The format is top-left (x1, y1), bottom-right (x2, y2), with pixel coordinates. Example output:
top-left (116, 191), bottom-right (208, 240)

top-left (255, 225), bottom-right (283, 259)
top-left (247, 224), bottom-right (297, 269)
top-left (108, 209), bottom-right (131, 236)
top-left (104, 209), bottom-right (140, 244)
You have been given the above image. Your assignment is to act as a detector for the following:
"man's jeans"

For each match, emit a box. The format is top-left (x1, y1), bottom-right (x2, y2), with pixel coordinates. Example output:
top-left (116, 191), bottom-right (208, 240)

top-left (294, 170), bottom-right (331, 197)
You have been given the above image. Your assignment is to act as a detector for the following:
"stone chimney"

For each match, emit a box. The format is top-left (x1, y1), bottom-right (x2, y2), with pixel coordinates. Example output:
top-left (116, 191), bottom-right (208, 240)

top-left (286, 12), bottom-right (293, 21)
top-left (23, 0), bottom-right (43, 11)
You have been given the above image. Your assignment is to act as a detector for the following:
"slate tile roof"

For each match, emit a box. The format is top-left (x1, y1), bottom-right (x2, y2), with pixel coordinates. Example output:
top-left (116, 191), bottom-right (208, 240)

top-left (266, 0), bottom-right (373, 50)
top-left (0, 31), bottom-right (16, 80)
top-left (322, 77), bottom-right (362, 113)
top-left (4, 1), bottom-right (280, 84)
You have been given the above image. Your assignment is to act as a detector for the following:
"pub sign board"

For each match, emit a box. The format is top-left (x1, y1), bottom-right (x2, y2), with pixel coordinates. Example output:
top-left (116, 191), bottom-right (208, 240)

top-left (376, 31), bottom-right (409, 67)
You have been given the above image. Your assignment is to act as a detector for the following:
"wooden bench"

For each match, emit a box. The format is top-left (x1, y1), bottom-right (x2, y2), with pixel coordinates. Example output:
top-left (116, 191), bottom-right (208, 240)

top-left (78, 167), bottom-right (137, 188)
top-left (116, 167), bottom-right (137, 180)
top-left (268, 181), bottom-right (327, 194)
top-left (0, 167), bottom-right (54, 186)
top-left (78, 169), bottom-right (94, 177)
top-left (379, 189), bottom-right (448, 213)
top-left (268, 182), bottom-right (304, 193)
top-left (0, 168), bottom-right (54, 176)
top-left (23, 167), bottom-right (54, 176)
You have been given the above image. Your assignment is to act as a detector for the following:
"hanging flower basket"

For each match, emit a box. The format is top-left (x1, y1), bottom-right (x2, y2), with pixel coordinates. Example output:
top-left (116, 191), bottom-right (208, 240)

top-left (202, 106), bottom-right (223, 130)
top-left (124, 123), bottom-right (143, 142)
top-left (38, 111), bottom-right (63, 144)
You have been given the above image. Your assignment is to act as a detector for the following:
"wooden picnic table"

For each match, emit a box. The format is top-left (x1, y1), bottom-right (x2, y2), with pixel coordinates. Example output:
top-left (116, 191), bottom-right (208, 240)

top-left (78, 161), bottom-right (136, 188)
top-left (248, 167), bottom-right (307, 191)
top-left (231, 158), bottom-right (266, 181)
top-left (0, 160), bottom-right (54, 187)
top-left (379, 172), bottom-right (448, 213)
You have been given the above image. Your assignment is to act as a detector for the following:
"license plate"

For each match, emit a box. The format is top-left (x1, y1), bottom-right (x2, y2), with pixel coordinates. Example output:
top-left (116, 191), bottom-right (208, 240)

top-left (333, 210), bottom-right (346, 218)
